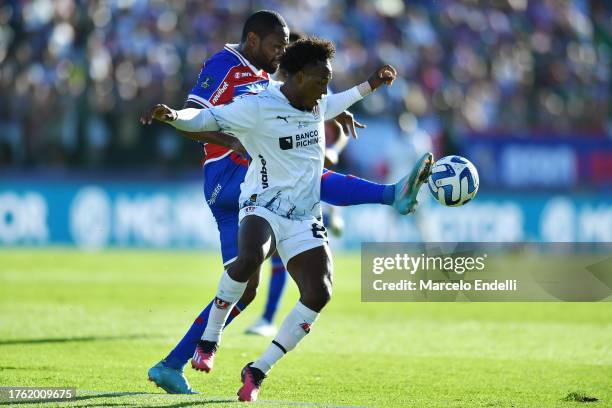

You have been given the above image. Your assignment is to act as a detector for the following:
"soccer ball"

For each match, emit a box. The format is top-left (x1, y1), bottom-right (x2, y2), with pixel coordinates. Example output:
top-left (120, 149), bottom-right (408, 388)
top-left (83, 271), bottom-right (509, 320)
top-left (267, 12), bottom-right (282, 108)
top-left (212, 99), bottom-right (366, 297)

top-left (427, 155), bottom-right (479, 206)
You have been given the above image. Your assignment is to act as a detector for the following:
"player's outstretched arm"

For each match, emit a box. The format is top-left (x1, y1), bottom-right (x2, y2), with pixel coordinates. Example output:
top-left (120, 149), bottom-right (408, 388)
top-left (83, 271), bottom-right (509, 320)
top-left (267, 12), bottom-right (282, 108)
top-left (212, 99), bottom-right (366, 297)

top-left (324, 64), bottom-right (397, 121)
top-left (179, 101), bottom-right (247, 154)
top-left (140, 104), bottom-right (221, 132)
top-left (139, 104), bottom-right (246, 154)
top-left (141, 94), bottom-right (258, 144)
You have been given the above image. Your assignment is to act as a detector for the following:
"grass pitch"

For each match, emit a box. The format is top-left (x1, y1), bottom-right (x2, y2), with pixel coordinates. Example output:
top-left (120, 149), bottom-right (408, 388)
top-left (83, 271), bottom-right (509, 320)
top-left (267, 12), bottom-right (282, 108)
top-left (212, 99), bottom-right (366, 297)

top-left (0, 249), bottom-right (610, 407)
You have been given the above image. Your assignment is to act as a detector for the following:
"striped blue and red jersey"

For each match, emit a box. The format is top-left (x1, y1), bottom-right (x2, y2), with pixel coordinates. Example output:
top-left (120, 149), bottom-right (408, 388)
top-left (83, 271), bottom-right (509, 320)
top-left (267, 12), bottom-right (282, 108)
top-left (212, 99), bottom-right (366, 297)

top-left (187, 44), bottom-right (270, 165)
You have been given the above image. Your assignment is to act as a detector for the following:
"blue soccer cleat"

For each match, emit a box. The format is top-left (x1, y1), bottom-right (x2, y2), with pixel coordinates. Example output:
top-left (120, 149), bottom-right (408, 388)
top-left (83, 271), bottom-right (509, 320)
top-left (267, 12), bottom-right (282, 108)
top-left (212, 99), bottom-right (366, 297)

top-left (148, 360), bottom-right (197, 394)
top-left (393, 152), bottom-right (434, 215)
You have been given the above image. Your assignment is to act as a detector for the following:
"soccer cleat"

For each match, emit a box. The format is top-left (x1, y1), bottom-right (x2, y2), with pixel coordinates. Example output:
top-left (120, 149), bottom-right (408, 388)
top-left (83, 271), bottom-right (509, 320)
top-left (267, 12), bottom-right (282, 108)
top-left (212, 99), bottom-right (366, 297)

top-left (191, 340), bottom-right (217, 372)
top-left (392, 152), bottom-right (434, 215)
top-left (245, 318), bottom-right (278, 337)
top-left (237, 362), bottom-right (266, 402)
top-left (147, 360), bottom-right (197, 394)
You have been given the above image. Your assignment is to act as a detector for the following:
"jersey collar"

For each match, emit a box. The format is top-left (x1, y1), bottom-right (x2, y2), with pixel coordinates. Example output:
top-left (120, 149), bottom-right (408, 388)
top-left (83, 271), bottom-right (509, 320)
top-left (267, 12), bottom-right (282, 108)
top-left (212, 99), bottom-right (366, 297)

top-left (268, 81), bottom-right (318, 114)
top-left (267, 81), bottom-right (290, 103)
top-left (224, 44), bottom-right (267, 77)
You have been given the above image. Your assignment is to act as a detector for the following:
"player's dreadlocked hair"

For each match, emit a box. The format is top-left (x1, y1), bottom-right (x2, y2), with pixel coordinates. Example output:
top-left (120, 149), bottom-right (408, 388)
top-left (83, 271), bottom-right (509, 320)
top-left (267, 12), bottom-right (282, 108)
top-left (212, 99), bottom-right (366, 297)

top-left (279, 37), bottom-right (336, 75)
top-left (241, 10), bottom-right (287, 42)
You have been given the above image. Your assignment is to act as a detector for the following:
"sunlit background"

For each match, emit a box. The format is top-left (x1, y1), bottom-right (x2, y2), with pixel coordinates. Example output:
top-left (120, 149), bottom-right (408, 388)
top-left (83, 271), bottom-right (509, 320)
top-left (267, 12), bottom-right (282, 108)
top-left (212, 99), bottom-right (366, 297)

top-left (0, 0), bottom-right (610, 249)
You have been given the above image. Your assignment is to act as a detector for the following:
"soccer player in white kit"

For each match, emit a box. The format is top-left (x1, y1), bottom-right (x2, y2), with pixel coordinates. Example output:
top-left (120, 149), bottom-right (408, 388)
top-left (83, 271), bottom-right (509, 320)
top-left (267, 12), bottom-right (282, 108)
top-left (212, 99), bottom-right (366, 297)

top-left (142, 38), bottom-right (414, 401)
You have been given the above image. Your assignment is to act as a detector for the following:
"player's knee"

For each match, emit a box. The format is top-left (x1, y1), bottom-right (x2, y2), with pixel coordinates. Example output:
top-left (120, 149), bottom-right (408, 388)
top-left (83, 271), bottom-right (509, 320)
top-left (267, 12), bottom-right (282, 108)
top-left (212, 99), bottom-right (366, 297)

top-left (232, 251), bottom-right (264, 279)
top-left (302, 280), bottom-right (332, 312)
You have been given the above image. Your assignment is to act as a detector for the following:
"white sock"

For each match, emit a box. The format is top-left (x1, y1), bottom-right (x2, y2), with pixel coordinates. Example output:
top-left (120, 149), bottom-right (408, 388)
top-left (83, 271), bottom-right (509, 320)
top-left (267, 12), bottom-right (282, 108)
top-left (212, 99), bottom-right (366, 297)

top-left (252, 301), bottom-right (319, 374)
top-left (201, 271), bottom-right (247, 343)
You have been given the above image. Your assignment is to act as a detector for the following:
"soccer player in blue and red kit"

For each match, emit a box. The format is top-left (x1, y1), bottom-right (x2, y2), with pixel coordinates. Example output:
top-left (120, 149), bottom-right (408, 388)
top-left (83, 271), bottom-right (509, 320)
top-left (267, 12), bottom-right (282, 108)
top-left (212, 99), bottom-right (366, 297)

top-left (147, 10), bottom-right (433, 394)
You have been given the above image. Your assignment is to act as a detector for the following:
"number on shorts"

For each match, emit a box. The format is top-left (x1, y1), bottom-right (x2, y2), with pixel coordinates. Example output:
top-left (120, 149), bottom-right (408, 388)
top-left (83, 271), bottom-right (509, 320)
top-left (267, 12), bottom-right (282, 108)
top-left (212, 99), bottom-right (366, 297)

top-left (311, 223), bottom-right (327, 239)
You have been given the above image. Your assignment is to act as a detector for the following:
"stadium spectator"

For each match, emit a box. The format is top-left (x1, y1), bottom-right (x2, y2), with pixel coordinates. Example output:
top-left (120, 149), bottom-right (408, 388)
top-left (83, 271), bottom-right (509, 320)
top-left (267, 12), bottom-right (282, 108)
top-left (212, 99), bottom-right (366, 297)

top-left (0, 0), bottom-right (610, 169)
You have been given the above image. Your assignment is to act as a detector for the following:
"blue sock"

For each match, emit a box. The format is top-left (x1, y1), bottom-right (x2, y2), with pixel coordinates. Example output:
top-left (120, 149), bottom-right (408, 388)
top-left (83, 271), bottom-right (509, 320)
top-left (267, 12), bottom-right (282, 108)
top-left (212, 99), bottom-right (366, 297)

top-left (320, 169), bottom-right (395, 206)
top-left (163, 299), bottom-right (247, 369)
top-left (262, 255), bottom-right (288, 323)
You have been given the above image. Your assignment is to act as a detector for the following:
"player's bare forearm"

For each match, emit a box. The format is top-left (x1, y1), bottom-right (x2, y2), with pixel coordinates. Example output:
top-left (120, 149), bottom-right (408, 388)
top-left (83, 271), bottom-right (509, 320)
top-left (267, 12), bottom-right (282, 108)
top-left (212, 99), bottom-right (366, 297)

top-left (178, 130), bottom-right (233, 146)
top-left (178, 130), bottom-right (246, 155)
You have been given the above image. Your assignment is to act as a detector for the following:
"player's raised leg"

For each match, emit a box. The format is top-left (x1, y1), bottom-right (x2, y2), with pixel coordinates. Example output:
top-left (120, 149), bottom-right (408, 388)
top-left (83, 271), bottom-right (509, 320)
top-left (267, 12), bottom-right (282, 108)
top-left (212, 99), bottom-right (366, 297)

top-left (319, 152), bottom-right (434, 214)
top-left (320, 169), bottom-right (394, 206)
top-left (238, 244), bottom-right (332, 401)
top-left (193, 215), bottom-right (276, 373)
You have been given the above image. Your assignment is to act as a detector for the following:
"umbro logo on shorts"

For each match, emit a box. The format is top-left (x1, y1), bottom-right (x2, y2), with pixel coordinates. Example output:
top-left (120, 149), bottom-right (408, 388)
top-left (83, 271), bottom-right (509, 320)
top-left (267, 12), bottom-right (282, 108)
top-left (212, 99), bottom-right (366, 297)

top-left (279, 136), bottom-right (293, 150)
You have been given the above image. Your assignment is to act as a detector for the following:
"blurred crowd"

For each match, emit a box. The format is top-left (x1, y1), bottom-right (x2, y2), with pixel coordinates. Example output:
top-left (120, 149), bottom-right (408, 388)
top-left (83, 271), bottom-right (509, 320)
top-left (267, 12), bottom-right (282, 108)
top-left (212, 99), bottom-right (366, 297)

top-left (0, 0), bottom-right (610, 170)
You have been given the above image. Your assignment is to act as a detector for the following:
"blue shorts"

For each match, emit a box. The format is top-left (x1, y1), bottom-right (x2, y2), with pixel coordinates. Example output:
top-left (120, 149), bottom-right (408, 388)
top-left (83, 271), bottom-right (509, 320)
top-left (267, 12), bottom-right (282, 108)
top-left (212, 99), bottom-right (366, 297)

top-left (203, 156), bottom-right (247, 266)
top-left (204, 156), bottom-right (333, 266)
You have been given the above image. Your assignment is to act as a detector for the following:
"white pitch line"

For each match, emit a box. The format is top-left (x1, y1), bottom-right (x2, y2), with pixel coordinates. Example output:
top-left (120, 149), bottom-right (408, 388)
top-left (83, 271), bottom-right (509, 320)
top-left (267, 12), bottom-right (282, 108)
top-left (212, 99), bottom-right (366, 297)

top-left (75, 390), bottom-right (368, 408)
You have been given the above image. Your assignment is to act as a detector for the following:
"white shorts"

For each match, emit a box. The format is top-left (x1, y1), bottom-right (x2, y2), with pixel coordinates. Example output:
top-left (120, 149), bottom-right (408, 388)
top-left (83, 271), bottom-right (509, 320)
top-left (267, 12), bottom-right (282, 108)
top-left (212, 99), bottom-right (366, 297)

top-left (238, 205), bottom-right (328, 266)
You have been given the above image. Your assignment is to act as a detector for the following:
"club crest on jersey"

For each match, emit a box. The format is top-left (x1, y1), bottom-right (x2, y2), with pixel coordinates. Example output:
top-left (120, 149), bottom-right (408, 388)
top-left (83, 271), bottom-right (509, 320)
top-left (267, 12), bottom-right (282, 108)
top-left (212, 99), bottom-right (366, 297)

top-left (200, 75), bottom-right (213, 89)
top-left (279, 136), bottom-right (293, 150)
top-left (214, 297), bottom-right (230, 310)
top-left (245, 206), bottom-right (256, 213)
top-left (300, 322), bottom-right (311, 333)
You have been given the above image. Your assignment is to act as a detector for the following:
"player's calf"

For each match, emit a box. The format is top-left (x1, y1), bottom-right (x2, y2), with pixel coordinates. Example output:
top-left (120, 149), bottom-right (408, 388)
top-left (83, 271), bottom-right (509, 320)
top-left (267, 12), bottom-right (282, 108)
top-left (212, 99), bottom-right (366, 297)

top-left (238, 271), bottom-right (260, 306)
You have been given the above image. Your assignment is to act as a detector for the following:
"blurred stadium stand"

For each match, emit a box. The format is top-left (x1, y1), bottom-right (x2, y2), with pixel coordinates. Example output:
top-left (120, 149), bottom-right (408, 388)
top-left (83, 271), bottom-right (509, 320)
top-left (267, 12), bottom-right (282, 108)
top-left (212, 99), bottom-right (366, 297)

top-left (0, 0), bottom-right (610, 247)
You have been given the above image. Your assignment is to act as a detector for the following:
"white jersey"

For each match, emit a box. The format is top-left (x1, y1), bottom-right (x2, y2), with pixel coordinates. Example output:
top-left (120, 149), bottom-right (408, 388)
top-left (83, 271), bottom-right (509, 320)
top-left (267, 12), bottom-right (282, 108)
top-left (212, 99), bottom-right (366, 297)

top-left (171, 81), bottom-right (364, 220)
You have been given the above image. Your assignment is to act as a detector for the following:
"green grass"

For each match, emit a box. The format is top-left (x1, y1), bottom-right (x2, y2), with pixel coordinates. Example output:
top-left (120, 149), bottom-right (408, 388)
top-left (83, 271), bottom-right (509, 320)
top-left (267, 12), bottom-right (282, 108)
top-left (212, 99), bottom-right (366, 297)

top-left (0, 249), bottom-right (610, 407)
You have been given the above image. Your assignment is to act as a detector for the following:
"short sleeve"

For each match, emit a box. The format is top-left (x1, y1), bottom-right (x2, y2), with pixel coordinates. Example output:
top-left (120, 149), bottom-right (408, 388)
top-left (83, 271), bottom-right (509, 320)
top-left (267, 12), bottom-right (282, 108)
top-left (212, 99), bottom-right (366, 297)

top-left (187, 55), bottom-right (237, 108)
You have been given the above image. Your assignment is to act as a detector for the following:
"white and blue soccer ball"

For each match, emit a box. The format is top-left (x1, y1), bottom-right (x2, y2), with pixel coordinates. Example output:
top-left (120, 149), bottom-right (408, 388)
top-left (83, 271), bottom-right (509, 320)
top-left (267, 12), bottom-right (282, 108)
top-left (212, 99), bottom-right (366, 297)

top-left (427, 155), bottom-right (479, 207)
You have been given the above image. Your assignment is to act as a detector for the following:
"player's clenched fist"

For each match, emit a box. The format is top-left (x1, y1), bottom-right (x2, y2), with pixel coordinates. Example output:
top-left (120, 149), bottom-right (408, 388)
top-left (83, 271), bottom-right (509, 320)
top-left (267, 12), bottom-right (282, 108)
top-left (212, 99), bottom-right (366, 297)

top-left (140, 104), bottom-right (178, 125)
top-left (367, 64), bottom-right (397, 91)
